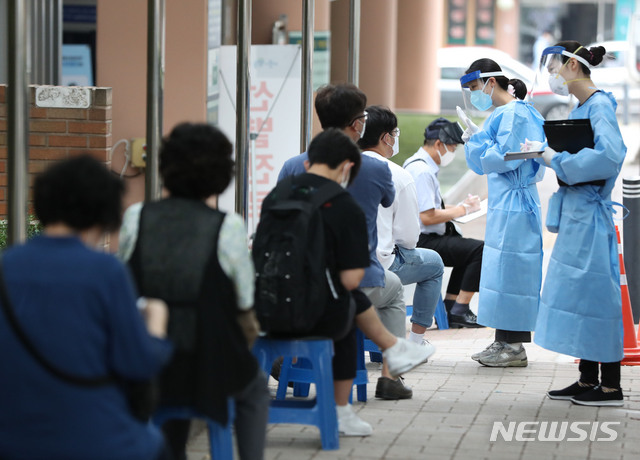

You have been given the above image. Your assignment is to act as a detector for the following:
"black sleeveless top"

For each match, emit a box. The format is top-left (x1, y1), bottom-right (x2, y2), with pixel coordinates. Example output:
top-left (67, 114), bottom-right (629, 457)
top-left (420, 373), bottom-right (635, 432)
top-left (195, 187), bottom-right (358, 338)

top-left (129, 197), bottom-right (257, 423)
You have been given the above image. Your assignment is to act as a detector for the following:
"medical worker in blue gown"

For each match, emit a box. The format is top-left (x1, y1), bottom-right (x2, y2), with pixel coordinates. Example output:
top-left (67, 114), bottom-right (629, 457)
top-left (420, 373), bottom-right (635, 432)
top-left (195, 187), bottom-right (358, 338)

top-left (458, 58), bottom-right (546, 367)
top-left (522, 42), bottom-right (626, 406)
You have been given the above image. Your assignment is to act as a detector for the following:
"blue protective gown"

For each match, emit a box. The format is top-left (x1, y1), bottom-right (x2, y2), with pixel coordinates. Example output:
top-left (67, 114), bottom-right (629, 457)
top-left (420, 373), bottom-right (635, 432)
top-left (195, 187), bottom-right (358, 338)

top-left (534, 91), bottom-right (626, 363)
top-left (465, 99), bottom-right (545, 331)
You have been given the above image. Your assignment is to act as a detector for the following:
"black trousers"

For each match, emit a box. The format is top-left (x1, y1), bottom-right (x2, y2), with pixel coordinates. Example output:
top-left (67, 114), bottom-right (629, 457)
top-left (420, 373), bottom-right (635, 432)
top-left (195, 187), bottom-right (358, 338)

top-left (495, 329), bottom-right (531, 344)
top-left (579, 359), bottom-right (621, 389)
top-left (417, 233), bottom-right (483, 295)
top-left (331, 289), bottom-right (371, 380)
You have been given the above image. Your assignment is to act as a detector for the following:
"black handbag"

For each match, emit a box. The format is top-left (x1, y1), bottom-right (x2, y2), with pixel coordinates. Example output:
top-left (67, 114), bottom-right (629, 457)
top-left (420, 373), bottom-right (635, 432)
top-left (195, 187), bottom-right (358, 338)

top-left (0, 260), bottom-right (157, 422)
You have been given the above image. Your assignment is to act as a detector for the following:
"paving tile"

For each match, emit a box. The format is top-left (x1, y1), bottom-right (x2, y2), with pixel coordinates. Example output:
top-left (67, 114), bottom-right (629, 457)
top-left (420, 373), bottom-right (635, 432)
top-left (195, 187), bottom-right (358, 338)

top-left (186, 325), bottom-right (639, 459)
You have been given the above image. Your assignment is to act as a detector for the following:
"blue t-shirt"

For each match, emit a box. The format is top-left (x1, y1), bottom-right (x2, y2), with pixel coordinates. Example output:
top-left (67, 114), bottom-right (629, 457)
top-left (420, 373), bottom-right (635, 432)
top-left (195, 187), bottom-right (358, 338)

top-left (0, 235), bottom-right (173, 460)
top-left (278, 151), bottom-right (395, 287)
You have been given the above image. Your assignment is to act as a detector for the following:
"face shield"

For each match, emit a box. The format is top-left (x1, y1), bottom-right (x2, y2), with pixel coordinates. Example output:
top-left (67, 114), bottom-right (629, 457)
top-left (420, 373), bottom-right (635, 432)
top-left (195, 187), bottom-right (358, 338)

top-left (533, 46), bottom-right (591, 98)
top-left (438, 121), bottom-right (464, 145)
top-left (459, 70), bottom-right (504, 113)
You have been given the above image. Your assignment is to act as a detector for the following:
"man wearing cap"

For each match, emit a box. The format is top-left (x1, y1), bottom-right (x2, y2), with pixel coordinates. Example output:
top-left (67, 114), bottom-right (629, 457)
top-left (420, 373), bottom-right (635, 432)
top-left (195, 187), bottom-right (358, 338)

top-left (403, 118), bottom-right (484, 328)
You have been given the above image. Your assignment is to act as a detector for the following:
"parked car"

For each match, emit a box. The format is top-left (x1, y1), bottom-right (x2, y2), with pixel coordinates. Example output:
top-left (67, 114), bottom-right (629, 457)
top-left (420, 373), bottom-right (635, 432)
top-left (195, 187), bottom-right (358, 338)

top-left (588, 40), bottom-right (640, 117)
top-left (437, 46), bottom-right (573, 120)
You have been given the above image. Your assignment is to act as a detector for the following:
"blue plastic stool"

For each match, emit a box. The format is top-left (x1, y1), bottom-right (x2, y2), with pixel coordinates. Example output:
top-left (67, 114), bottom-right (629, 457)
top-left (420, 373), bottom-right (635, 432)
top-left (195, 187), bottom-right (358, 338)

top-left (152, 399), bottom-right (235, 460)
top-left (433, 296), bottom-right (449, 330)
top-left (364, 296), bottom-right (449, 363)
top-left (276, 333), bottom-right (368, 404)
top-left (252, 337), bottom-right (339, 450)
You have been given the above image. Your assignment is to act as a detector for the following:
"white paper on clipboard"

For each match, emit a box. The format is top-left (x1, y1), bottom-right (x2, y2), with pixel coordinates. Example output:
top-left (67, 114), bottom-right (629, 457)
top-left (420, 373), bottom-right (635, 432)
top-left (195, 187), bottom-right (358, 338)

top-left (453, 199), bottom-right (488, 224)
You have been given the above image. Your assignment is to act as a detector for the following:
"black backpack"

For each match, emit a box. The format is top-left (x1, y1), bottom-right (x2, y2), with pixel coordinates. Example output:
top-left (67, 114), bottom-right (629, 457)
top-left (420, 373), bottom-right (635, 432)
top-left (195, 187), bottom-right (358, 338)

top-left (252, 176), bottom-right (346, 336)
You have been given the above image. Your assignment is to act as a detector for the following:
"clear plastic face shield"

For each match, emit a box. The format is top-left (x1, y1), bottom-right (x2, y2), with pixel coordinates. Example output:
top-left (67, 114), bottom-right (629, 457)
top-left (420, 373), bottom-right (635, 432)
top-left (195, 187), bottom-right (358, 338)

top-left (459, 70), bottom-right (505, 113)
top-left (533, 46), bottom-right (591, 98)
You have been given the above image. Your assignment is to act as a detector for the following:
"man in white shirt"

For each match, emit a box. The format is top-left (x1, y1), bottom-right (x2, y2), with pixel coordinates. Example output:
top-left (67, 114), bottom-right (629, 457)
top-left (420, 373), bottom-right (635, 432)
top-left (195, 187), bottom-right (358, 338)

top-left (358, 106), bottom-right (444, 400)
top-left (404, 118), bottom-right (484, 328)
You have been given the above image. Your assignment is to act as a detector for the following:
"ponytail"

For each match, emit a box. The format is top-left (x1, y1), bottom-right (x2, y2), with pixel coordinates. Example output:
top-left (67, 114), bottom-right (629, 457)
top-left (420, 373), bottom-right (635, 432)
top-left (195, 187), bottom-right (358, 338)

top-left (508, 79), bottom-right (528, 100)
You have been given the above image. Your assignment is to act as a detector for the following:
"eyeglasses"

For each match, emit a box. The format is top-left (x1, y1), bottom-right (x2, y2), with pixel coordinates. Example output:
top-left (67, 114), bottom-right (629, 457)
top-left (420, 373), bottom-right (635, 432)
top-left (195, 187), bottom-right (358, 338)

top-left (389, 128), bottom-right (400, 138)
top-left (350, 111), bottom-right (368, 125)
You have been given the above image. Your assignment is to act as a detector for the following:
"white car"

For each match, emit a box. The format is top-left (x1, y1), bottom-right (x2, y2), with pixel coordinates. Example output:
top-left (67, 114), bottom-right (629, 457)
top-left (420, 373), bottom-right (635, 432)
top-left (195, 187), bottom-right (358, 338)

top-left (588, 40), bottom-right (640, 117)
top-left (437, 46), bottom-right (573, 120)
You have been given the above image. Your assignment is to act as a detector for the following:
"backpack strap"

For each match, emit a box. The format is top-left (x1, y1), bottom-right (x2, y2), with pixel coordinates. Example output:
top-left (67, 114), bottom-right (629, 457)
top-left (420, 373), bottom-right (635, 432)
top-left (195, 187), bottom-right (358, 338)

top-left (403, 157), bottom-right (427, 169)
top-left (277, 174), bottom-right (345, 209)
top-left (309, 181), bottom-right (346, 208)
top-left (0, 258), bottom-right (112, 387)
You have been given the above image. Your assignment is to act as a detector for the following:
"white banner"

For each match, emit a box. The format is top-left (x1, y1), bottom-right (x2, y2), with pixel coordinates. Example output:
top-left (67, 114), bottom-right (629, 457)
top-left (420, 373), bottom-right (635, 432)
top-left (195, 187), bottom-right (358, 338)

top-left (217, 45), bottom-right (302, 234)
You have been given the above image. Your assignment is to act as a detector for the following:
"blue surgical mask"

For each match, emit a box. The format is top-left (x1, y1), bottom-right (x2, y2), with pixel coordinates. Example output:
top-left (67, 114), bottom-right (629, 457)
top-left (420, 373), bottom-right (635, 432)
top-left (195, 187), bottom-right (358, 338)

top-left (470, 80), bottom-right (494, 111)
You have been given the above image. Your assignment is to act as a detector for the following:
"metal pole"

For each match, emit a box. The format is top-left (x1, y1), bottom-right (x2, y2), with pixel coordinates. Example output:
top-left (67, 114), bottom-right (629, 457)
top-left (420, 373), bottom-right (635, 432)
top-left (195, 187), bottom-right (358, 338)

top-left (348, 0), bottom-right (360, 86)
top-left (300, 0), bottom-right (314, 152)
top-left (145, 0), bottom-right (165, 202)
top-left (7, 0), bottom-right (29, 245)
top-left (51, 0), bottom-right (62, 85)
top-left (623, 176), bottom-right (640, 323)
top-left (235, 0), bottom-right (251, 219)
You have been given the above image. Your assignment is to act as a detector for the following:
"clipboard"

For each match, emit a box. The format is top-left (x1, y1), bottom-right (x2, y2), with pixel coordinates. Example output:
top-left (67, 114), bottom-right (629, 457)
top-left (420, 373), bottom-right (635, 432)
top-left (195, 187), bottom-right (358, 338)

top-left (453, 199), bottom-right (488, 224)
top-left (504, 150), bottom-right (544, 161)
top-left (543, 119), bottom-right (604, 186)
top-left (504, 119), bottom-right (594, 162)
top-left (543, 119), bottom-right (594, 154)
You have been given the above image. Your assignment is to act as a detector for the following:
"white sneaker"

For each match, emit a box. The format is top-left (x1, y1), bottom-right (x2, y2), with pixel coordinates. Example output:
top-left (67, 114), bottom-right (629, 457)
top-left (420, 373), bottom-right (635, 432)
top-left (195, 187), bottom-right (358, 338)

top-left (471, 341), bottom-right (503, 362)
top-left (337, 404), bottom-right (373, 436)
top-left (420, 339), bottom-right (434, 363)
top-left (383, 338), bottom-right (435, 377)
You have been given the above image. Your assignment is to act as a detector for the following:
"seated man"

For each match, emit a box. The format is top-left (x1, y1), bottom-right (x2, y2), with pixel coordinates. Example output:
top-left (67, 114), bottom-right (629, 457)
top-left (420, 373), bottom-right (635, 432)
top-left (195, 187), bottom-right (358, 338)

top-left (357, 105), bottom-right (444, 353)
top-left (265, 128), bottom-right (432, 436)
top-left (278, 83), bottom-right (413, 400)
top-left (403, 118), bottom-right (484, 329)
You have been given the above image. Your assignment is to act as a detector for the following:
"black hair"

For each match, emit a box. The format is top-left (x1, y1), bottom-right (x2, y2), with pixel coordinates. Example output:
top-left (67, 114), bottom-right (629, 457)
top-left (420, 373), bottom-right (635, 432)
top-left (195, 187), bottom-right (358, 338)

top-left (555, 40), bottom-right (606, 76)
top-left (307, 128), bottom-right (361, 186)
top-left (314, 83), bottom-right (367, 130)
top-left (357, 105), bottom-right (397, 150)
top-left (34, 155), bottom-right (124, 232)
top-left (465, 58), bottom-right (528, 100)
top-left (159, 122), bottom-right (234, 200)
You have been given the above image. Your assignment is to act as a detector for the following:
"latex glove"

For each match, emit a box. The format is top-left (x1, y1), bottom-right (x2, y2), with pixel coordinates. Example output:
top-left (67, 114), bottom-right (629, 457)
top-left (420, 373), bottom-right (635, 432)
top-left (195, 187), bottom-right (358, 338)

top-left (520, 138), bottom-right (545, 153)
top-left (461, 128), bottom-right (474, 143)
top-left (457, 106), bottom-right (479, 134)
top-left (541, 146), bottom-right (557, 166)
top-left (459, 194), bottom-right (481, 215)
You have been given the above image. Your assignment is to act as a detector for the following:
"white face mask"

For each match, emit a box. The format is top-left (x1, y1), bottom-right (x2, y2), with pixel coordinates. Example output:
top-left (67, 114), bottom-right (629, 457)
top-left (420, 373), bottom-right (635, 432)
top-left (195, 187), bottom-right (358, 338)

top-left (356, 119), bottom-right (366, 139)
top-left (438, 145), bottom-right (456, 167)
top-left (384, 135), bottom-right (400, 158)
top-left (340, 163), bottom-right (351, 189)
top-left (548, 73), bottom-right (569, 96)
top-left (391, 137), bottom-right (399, 157)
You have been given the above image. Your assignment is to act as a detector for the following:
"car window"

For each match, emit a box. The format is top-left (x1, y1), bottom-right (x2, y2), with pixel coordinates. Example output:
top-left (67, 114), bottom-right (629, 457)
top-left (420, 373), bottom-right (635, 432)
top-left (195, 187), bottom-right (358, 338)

top-left (603, 51), bottom-right (625, 67)
top-left (441, 67), bottom-right (465, 80)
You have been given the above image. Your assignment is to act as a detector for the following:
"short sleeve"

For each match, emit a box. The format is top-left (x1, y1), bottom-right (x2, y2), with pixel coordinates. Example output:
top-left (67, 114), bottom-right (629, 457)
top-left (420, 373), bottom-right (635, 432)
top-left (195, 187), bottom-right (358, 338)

top-left (327, 196), bottom-right (369, 271)
top-left (217, 213), bottom-right (255, 310)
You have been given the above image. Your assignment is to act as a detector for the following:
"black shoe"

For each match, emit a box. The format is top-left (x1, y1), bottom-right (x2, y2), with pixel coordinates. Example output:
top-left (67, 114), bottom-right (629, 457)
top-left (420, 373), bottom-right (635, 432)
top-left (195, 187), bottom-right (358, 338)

top-left (448, 310), bottom-right (484, 328)
top-left (571, 385), bottom-right (624, 407)
top-left (548, 381), bottom-right (596, 400)
top-left (375, 376), bottom-right (413, 400)
top-left (270, 357), bottom-right (294, 388)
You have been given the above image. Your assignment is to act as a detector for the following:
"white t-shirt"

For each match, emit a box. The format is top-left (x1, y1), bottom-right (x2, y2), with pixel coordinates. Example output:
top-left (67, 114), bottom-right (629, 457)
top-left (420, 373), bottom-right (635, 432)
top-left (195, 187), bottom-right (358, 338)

top-left (403, 147), bottom-right (446, 236)
top-left (363, 151), bottom-right (420, 269)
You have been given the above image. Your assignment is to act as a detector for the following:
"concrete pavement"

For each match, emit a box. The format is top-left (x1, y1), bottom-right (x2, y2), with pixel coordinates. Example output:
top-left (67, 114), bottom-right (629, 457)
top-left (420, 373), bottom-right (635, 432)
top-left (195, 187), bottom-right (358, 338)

top-left (186, 326), bottom-right (640, 460)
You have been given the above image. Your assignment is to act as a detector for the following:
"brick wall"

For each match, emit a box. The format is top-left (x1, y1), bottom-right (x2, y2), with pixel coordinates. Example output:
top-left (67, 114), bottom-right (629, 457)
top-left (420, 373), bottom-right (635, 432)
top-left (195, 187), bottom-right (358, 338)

top-left (0, 85), bottom-right (112, 217)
